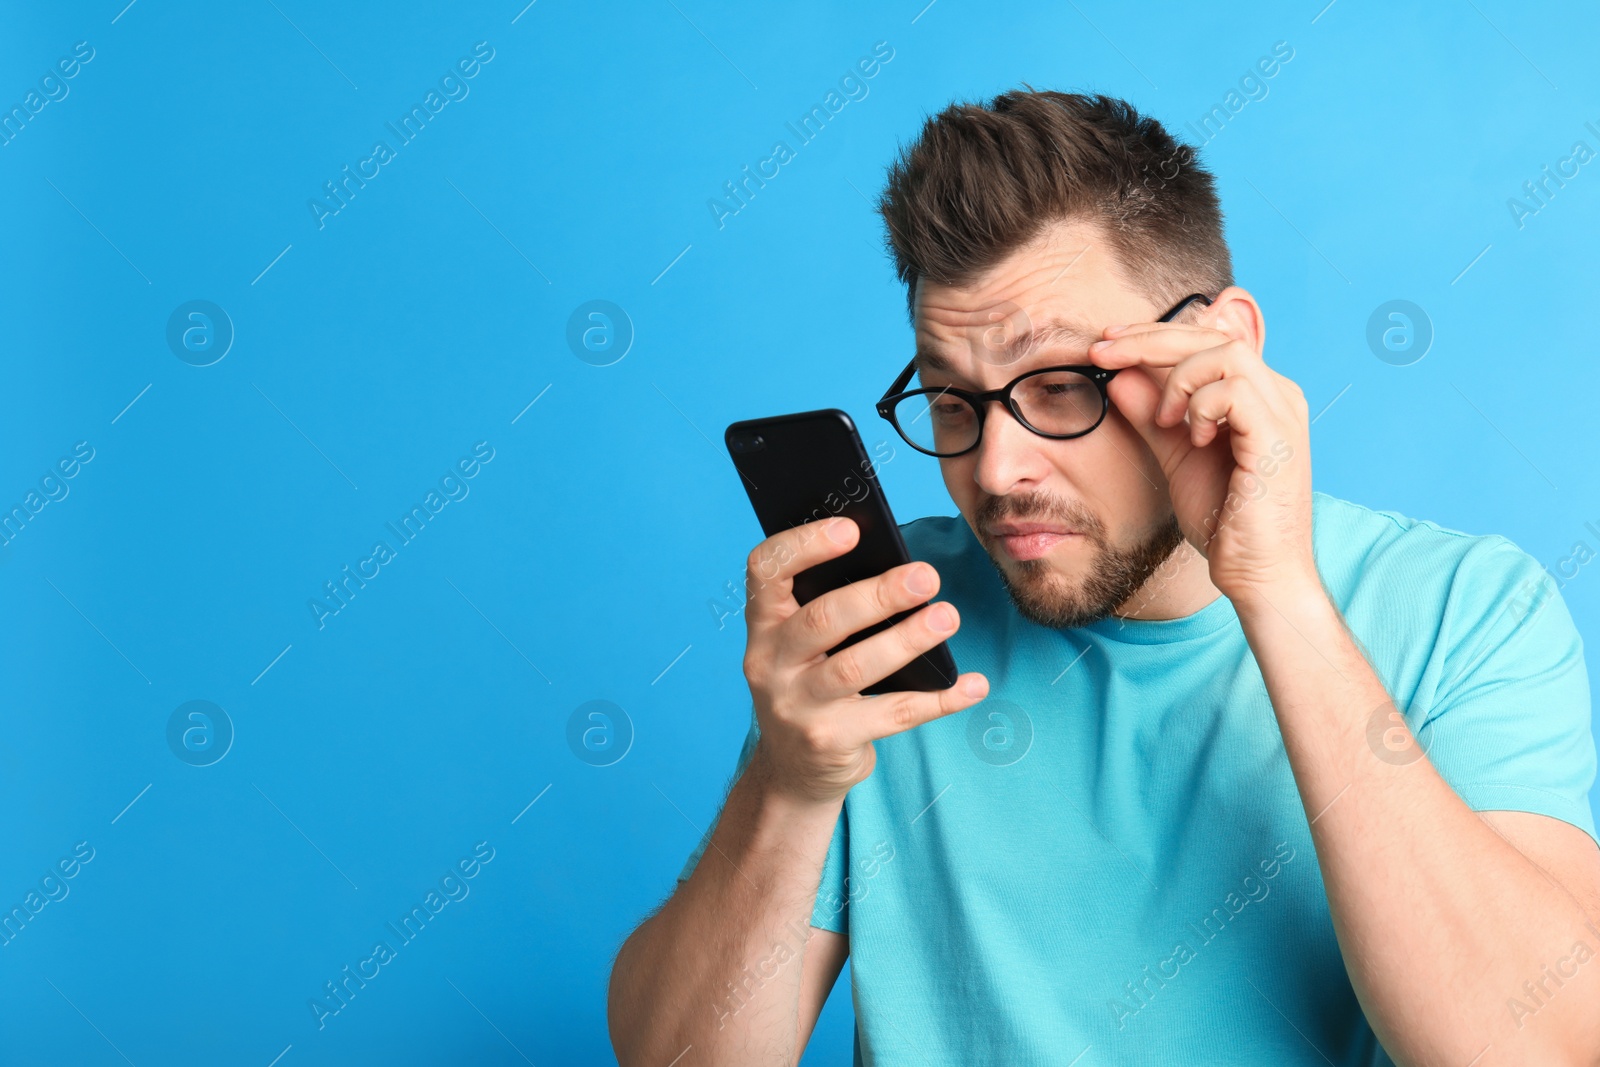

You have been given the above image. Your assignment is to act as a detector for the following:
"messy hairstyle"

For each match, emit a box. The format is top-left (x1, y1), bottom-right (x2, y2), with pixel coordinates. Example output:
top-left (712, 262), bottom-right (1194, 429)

top-left (878, 89), bottom-right (1233, 322)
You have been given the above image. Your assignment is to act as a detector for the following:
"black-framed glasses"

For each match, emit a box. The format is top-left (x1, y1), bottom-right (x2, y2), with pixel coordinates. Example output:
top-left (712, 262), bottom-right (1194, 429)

top-left (876, 293), bottom-right (1214, 457)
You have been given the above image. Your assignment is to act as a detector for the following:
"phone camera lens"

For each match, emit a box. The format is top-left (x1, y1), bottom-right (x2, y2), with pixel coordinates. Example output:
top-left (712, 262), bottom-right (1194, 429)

top-left (731, 433), bottom-right (766, 453)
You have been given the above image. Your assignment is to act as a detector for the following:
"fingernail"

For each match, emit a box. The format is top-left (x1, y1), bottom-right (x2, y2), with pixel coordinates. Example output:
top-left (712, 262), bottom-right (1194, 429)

top-left (1105, 324), bottom-right (1127, 335)
top-left (929, 603), bottom-right (956, 632)
top-left (1090, 339), bottom-right (1113, 350)
top-left (960, 675), bottom-right (986, 697)
top-left (825, 518), bottom-right (852, 544)
top-left (906, 566), bottom-right (936, 596)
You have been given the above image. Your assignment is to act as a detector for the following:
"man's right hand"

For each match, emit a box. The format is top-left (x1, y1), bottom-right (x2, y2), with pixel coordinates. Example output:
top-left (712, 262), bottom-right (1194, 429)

top-left (741, 516), bottom-right (990, 805)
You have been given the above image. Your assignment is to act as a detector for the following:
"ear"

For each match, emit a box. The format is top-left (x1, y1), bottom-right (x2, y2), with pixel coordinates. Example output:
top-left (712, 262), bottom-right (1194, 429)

top-left (1201, 286), bottom-right (1266, 358)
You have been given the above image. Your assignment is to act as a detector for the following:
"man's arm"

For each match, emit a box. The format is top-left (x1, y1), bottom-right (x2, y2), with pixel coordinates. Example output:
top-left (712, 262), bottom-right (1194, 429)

top-left (607, 748), bottom-right (847, 1066)
top-left (1086, 289), bottom-right (1600, 1066)
top-left (1236, 581), bottom-right (1600, 1067)
top-left (797, 927), bottom-right (850, 1052)
top-left (607, 516), bottom-right (988, 1066)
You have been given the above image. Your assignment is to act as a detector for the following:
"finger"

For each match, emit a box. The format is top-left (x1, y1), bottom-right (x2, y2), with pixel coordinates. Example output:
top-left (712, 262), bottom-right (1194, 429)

top-left (1186, 376), bottom-right (1272, 449)
top-left (1088, 323), bottom-right (1232, 370)
top-left (744, 517), bottom-right (859, 628)
top-left (1103, 364), bottom-right (1198, 474)
top-left (1155, 343), bottom-right (1291, 428)
top-left (804, 600), bottom-right (963, 702)
top-left (1104, 320), bottom-right (1227, 340)
top-left (848, 672), bottom-right (991, 745)
top-left (783, 560), bottom-right (941, 663)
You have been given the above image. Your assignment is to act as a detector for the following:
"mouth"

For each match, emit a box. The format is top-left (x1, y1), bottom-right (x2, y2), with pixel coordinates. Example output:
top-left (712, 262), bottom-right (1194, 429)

top-left (986, 522), bottom-right (1082, 562)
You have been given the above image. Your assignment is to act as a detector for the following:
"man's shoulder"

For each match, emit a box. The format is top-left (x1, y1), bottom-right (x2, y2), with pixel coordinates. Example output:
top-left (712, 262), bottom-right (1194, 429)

top-left (898, 513), bottom-right (974, 560)
top-left (1312, 490), bottom-right (1521, 556)
top-left (1311, 491), bottom-right (1540, 608)
top-left (896, 514), bottom-right (1003, 605)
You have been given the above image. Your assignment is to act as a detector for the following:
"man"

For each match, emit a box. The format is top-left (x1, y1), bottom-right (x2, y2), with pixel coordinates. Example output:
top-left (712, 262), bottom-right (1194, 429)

top-left (608, 91), bottom-right (1600, 1065)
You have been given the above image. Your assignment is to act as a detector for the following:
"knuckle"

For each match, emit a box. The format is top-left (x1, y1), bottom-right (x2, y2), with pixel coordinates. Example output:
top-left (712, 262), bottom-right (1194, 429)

top-left (889, 696), bottom-right (921, 732)
top-left (877, 572), bottom-right (909, 617)
top-left (830, 652), bottom-right (866, 695)
top-left (897, 611), bottom-right (936, 656)
top-left (742, 648), bottom-right (768, 688)
top-left (798, 720), bottom-right (834, 754)
top-left (801, 596), bottom-right (835, 641)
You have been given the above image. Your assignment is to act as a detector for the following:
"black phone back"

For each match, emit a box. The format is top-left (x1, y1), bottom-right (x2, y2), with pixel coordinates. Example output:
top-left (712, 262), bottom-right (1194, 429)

top-left (724, 408), bottom-right (958, 695)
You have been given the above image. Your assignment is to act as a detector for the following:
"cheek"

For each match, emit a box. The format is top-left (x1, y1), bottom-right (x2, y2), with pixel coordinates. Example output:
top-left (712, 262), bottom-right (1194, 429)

top-left (1102, 410), bottom-right (1164, 475)
top-left (939, 456), bottom-right (978, 507)
top-left (1079, 425), bottom-right (1166, 514)
top-left (1100, 412), bottom-right (1152, 463)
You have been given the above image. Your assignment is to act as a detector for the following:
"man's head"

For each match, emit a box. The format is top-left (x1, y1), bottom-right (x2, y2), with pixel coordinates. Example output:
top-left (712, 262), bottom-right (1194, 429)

top-left (877, 90), bottom-right (1256, 628)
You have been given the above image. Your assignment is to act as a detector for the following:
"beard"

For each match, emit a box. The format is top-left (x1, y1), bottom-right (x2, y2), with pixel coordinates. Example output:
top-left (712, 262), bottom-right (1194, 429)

top-left (972, 490), bottom-right (1185, 629)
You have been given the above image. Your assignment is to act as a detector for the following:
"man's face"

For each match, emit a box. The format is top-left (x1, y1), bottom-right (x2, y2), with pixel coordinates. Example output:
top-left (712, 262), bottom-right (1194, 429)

top-left (912, 219), bottom-right (1185, 629)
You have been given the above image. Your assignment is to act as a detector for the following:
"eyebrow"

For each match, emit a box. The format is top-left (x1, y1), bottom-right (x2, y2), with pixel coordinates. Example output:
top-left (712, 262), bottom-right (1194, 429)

top-left (915, 317), bottom-right (1103, 382)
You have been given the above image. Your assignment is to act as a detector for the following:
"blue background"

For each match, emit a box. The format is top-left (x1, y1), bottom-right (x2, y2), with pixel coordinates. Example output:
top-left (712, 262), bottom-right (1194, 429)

top-left (3, 0), bottom-right (1598, 1063)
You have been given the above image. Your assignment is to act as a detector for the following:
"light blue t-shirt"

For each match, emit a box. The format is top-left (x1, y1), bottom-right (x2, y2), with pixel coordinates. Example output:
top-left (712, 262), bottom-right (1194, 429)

top-left (679, 491), bottom-right (1597, 1065)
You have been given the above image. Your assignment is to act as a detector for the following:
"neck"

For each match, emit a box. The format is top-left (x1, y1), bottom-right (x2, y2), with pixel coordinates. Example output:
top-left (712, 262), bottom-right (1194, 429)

top-left (1112, 540), bottom-right (1224, 622)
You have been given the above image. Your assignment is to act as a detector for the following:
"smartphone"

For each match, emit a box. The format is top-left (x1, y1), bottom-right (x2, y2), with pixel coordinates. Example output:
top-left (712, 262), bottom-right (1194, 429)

top-left (724, 408), bottom-right (959, 696)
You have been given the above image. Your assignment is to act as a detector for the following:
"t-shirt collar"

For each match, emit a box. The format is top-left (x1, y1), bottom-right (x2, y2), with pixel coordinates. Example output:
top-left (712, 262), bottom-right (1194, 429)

top-left (1077, 588), bottom-right (1239, 644)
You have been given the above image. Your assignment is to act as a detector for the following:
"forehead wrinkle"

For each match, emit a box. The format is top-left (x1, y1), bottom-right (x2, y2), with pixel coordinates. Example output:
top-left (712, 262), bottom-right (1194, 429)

top-left (1007, 317), bottom-right (1101, 361)
top-left (913, 315), bottom-right (1099, 385)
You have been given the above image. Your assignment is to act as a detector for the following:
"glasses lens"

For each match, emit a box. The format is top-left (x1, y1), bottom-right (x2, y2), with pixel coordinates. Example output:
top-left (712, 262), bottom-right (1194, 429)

top-left (892, 389), bottom-right (980, 455)
top-left (1013, 370), bottom-right (1104, 436)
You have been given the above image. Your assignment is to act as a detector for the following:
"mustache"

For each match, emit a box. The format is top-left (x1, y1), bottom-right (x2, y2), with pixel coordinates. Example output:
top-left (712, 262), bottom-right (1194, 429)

top-left (974, 491), bottom-right (1103, 541)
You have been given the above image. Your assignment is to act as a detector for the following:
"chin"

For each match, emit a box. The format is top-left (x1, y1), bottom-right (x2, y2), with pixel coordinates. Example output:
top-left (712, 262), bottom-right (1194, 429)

top-left (990, 545), bottom-right (1116, 629)
top-left (977, 514), bottom-right (1186, 631)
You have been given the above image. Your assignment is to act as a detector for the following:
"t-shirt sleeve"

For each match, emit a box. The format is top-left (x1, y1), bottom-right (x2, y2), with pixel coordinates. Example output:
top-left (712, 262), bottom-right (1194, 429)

top-left (675, 713), bottom-right (852, 932)
top-left (809, 804), bottom-right (850, 933)
top-left (1415, 536), bottom-right (1598, 845)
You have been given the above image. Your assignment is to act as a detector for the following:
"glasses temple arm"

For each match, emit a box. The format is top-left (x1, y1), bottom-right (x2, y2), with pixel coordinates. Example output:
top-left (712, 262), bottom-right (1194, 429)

top-left (880, 355), bottom-right (920, 402)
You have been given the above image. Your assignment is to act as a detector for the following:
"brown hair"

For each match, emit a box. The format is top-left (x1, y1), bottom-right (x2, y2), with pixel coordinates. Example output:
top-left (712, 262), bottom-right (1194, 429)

top-left (878, 89), bottom-right (1233, 322)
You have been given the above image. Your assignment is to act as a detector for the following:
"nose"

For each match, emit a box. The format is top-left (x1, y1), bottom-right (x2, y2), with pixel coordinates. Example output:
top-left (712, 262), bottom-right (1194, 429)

top-left (969, 399), bottom-right (1051, 498)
